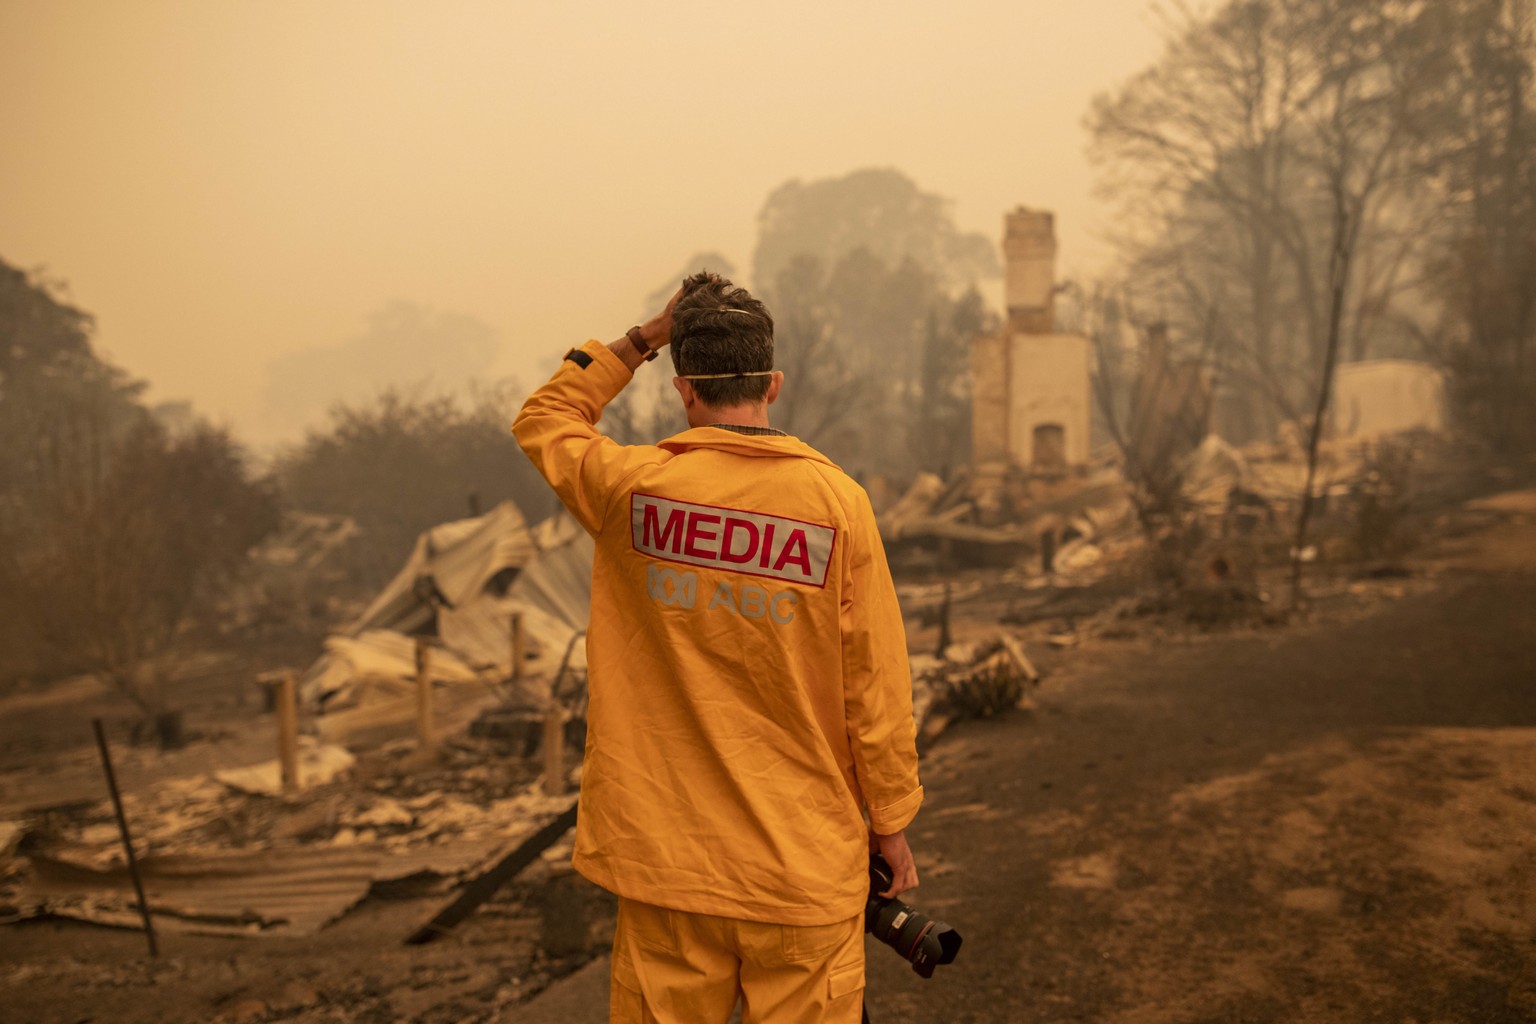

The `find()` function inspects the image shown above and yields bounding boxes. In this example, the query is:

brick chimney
[1003,207,1056,334]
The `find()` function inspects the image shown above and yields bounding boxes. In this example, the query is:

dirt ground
[2,494,1534,1023]
[865,495,1536,1023]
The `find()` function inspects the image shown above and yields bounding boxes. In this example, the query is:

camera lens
[866,855,963,978]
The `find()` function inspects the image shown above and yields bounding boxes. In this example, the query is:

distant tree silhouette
[752,168,996,291]
[274,385,557,587]
[22,420,279,715]
[750,169,999,480]
[1088,0,1479,603]
[0,257,279,705]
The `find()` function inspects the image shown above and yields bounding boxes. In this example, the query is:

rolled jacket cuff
[867,785,923,835]
[579,337,634,388]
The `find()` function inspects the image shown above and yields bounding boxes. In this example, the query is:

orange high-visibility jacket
[513,339,922,925]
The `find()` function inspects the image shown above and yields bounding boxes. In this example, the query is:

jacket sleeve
[512,339,658,534]
[840,487,924,835]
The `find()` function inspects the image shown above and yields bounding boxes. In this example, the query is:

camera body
[865,854,963,978]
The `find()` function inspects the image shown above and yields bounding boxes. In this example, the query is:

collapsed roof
[302,501,594,737]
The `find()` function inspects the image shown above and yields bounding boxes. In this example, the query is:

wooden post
[510,611,525,682]
[415,638,436,753]
[542,705,565,796]
[935,582,953,656]
[91,719,159,957]
[276,671,299,795]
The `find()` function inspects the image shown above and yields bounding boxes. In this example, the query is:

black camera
[865,854,962,978]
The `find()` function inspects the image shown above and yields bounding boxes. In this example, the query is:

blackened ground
[3,506,1534,1023]
[866,514,1536,1023]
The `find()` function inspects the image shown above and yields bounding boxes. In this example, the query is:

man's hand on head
[606,278,705,372]
[637,282,689,351]
[606,272,726,372]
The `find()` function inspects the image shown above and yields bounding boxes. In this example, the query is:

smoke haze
[0,0,1162,444]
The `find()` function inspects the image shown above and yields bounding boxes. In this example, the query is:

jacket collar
[657,426,839,467]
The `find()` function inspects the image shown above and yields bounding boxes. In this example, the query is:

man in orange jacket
[513,272,922,1023]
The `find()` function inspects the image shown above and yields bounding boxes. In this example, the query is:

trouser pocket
[828,956,865,1002]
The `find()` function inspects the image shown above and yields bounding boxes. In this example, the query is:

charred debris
[0,207,1514,958]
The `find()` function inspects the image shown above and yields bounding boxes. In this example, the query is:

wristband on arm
[626,326,659,362]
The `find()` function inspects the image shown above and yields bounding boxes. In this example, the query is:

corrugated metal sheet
[351,501,534,635]
[15,795,582,938]
[25,846,384,936]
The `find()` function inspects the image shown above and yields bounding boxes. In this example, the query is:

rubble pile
[877,425,1491,611]
[909,632,1040,748]
[876,464,1137,573]
[2,414,1499,968]
[0,505,602,946]
[0,733,578,937]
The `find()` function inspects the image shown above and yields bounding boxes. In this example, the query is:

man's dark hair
[669,271,775,407]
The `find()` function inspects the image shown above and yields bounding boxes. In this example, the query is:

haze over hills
[0,0,1163,447]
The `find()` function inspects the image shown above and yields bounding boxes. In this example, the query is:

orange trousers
[609,898,866,1024]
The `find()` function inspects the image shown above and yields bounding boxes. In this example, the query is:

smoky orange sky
[0,0,1163,448]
